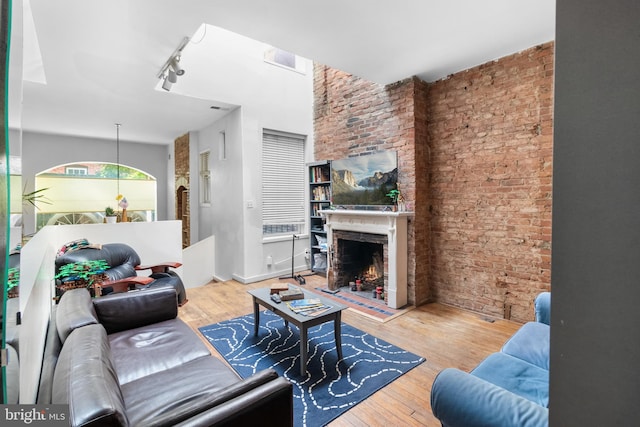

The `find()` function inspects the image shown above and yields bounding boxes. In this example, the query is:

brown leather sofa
[38,287,293,426]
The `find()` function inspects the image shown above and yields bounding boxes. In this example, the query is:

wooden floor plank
[179,277,522,427]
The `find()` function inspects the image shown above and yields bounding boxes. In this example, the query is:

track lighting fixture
[170,57,185,76]
[161,76,173,91]
[157,36,189,92]
[167,69,178,84]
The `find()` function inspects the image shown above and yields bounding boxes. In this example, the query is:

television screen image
[331,151,398,207]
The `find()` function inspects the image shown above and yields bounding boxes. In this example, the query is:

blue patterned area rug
[199,310,425,427]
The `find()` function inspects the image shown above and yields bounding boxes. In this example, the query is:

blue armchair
[431,292,551,427]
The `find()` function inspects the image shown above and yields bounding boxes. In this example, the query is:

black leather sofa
[38,287,293,426]
[54,242,188,305]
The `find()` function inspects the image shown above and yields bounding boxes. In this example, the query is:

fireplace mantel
[321,210,413,308]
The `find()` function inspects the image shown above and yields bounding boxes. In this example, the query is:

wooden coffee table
[248,287,347,376]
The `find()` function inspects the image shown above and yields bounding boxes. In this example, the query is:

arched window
[34,162,157,229]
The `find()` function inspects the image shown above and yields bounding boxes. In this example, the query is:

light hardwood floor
[179,276,522,427]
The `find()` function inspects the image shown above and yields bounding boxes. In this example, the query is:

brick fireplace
[332,230,387,292]
[314,42,554,321]
[323,210,411,309]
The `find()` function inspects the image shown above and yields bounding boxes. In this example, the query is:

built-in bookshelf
[308,160,332,276]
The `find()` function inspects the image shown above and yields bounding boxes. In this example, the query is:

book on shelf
[310,165,330,183]
[312,185,331,201]
[312,203,330,217]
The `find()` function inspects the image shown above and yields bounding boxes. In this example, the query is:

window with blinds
[262,130,306,236]
[199,150,211,205]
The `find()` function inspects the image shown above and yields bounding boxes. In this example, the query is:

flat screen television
[331,151,398,208]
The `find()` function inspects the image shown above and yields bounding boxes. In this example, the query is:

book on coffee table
[280,287,304,301]
[286,298,332,316]
[270,283,289,294]
[305,306,331,317]
[287,298,322,310]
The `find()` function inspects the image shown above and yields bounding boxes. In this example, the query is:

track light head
[167,69,178,83]
[161,76,172,91]
[156,37,189,90]
[170,57,185,76]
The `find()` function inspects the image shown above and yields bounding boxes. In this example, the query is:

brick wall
[313,42,554,322]
[174,133,190,247]
[175,133,190,178]
[314,65,429,306]
[427,43,554,321]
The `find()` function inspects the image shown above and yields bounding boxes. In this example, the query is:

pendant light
[115,123,121,197]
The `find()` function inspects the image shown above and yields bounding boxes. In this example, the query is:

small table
[248,287,347,376]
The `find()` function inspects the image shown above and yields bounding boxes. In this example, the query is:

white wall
[195,109,244,281]
[19,247,54,404]
[21,131,172,236]
[189,26,315,283]
[8,0,23,135]
[9,227,21,250]
[182,235,215,288]
[187,131,199,247]
[166,139,177,224]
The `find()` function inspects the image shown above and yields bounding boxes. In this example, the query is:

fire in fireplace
[323,210,409,309]
[331,230,388,301]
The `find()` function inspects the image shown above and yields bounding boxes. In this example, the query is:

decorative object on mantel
[397,192,406,212]
[386,188,402,211]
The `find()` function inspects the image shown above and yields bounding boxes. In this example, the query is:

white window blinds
[262,130,306,235]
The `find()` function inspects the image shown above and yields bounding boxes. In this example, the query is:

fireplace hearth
[333,231,387,299]
[322,210,411,309]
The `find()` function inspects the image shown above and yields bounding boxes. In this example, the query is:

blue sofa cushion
[502,322,550,370]
[431,368,549,427]
[471,353,549,407]
[534,292,551,325]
